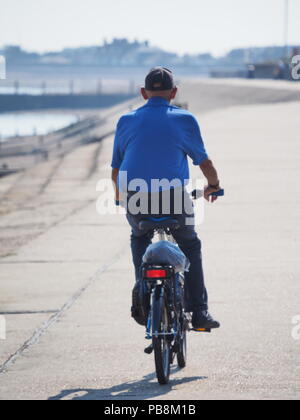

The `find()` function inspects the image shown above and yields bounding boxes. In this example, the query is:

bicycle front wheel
[152,286,171,385]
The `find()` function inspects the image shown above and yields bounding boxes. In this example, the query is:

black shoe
[192,310,220,330]
[131,282,145,326]
[144,344,154,355]
[131,281,150,327]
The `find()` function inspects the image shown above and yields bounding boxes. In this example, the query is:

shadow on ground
[49,369,207,400]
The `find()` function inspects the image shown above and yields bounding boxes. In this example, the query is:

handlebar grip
[210,189,225,197]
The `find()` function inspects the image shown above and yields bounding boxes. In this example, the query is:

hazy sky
[1,0,299,56]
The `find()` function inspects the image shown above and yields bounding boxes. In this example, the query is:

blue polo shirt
[111,97,208,192]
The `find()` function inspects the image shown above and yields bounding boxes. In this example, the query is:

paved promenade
[0,80,299,400]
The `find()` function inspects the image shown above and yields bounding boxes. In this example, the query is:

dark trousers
[125,189,208,311]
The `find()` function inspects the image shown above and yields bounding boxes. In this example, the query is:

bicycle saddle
[139,217,181,231]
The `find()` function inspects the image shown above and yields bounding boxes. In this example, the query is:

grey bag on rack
[143,241,190,273]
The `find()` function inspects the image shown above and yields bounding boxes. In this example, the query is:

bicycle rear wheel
[152,286,171,385]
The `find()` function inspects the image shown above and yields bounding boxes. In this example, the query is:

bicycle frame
[157,227,176,243]
[145,279,178,341]
[142,226,185,344]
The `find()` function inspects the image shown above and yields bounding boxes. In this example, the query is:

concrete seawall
[0,93,136,113]
[0,96,142,175]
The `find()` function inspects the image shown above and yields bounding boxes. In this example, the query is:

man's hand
[199,159,222,203]
[204,185,221,203]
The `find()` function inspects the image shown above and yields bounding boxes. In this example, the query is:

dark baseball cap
[145,67,175,91]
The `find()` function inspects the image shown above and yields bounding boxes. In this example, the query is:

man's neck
[148,96,170,103]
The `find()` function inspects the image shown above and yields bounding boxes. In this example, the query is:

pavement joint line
[85,140,104,180]
[0,172,26,204]
[62,224,127,227]
[0,243,127,375]
[0,260,107,264]
[0,310,58,315]
[38,155,66,196]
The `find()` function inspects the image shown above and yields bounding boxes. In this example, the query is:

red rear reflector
[146,269,167,278]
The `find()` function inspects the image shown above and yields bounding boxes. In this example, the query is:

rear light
[145,269,168,279]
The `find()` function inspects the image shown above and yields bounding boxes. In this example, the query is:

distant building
[1,41,299,71]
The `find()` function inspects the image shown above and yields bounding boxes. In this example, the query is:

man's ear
[170,87,178,100]
[141,88,149,100]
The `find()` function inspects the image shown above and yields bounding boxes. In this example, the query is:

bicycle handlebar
[210,189,224,197]
[191,188,225,199]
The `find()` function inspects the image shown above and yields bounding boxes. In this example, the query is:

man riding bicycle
[111,67,222,330]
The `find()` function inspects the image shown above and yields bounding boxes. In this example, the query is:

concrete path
[0,81,299,400]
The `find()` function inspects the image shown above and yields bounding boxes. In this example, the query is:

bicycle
[138,189,224,385]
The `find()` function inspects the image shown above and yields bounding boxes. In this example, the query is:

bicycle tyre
[152,286,171,385]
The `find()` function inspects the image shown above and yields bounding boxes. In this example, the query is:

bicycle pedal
[192,328,211,333]
[144,344,154,355]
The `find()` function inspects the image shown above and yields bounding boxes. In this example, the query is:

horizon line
[1,40,299,60]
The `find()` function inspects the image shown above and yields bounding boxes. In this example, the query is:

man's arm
[111,168,120,203]
[111,116,125,204]
[199,158,222,202]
